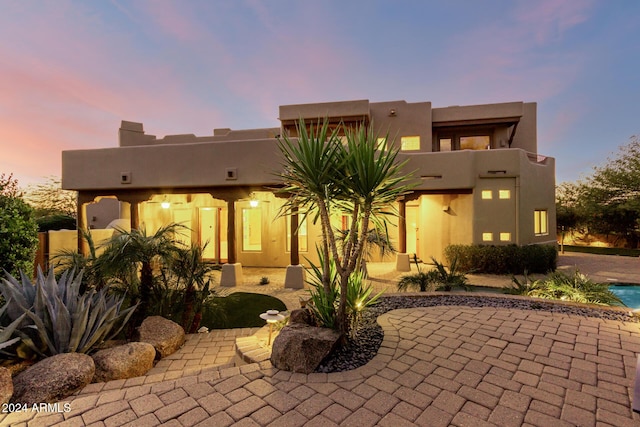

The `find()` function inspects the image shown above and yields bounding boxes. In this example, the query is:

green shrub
[306,255,339,329]
[428,256,468,291]
[0,195,39,278]
[444,244,557,274]
[36,214,76,232]
[397,255,434,292]
[0,267,136,358]
[306,251,383,332]
[526,270,624,306]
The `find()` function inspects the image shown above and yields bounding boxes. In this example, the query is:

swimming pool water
[608,284,640,309]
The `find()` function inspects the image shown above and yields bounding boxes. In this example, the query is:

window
[534,210,548,236]
[376,137,387,151]
[242,208,262,251]
[401,136,420,151]
[482,232,493,242]
[499,190,511,199]
[460,135,491,150]
[286,214,308,252]
[439,138,452,152]
[481,190,493,200]
[500,232,511,242]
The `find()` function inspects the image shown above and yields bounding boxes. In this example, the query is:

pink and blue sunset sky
[1,0,638,187]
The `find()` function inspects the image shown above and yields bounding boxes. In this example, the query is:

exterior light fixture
[260,309,285,345]
[161,197,170,209]
[249,193,259,207]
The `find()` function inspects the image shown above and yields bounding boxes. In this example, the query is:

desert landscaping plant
[428,256,468,291]
[93,223,186,327]
[0,268,136,358]
[526,270,624,306]
[157,243,217,333]
[397,255,434,292]
[278,118,413,336]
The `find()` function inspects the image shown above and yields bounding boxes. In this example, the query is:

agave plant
[0,267,136,357]
[0,306,25,354]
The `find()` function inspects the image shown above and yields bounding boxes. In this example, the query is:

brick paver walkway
[4,303,640,426]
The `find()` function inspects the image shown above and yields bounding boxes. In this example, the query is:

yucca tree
[94,223,186,326]
[278,119,414,336]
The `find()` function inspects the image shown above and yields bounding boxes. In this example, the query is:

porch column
[398,198,407,253]
[220,195,243,287]
[227,198,237,264]
[130,201,140,230]
[290,205,299,265]
[76,193,91,255]
[395,197,410,271]
[285,205,305,289]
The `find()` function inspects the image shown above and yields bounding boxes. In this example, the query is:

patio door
[199,207,228,263]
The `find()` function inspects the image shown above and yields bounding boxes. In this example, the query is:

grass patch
[200,292,287,329]
[561,245,640,257]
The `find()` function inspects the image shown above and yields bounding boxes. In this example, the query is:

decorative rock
[0,367,13,405]
[11,353,94,405]
[270,323,341,373]
[289,308,315,326]
[91,342,156,383]
[136,316,185,359]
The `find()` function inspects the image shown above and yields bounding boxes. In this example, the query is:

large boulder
[11,353,94,405]
[0,367,12,405]
[270,323,341,373]
[136,316,185,359]
[92,342,156,383]
[288,308,315,326]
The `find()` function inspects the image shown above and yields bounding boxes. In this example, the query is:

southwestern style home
[61,99,556,285]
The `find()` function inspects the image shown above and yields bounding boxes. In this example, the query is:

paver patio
[3,302,640,426]
[2,253,639,426]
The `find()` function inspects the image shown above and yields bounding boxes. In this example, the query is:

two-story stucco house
[61,99,556,285]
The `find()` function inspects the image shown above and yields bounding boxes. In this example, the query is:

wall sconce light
[249,193,259,208]
[260,310,285,345]
[161,196,171,209]
[389,109,397,117]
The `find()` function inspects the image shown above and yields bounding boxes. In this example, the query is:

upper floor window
[401,136,420,151]
[460,136,491,150]
[499,190,511,199]
[434,127,494,152]
[534,210,548,236]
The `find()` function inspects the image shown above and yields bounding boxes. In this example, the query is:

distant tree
[555,182,582,230]
[561,136,640,248]
[0,173,20,197]
[0,173,39,277]
[24,176,77,218]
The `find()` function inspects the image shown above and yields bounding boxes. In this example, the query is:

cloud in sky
[0,0,638,186]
